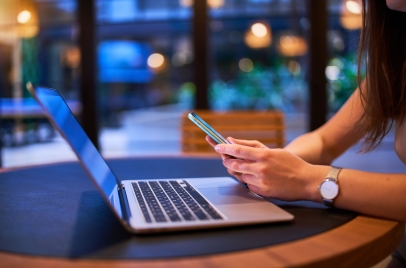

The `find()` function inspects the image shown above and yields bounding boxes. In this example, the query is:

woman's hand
[206,136,267,183]
[212,138,323,202]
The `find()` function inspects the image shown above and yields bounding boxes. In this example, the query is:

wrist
[304,165,331,203]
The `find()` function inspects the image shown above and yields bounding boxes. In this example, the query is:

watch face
[319,180,339,199]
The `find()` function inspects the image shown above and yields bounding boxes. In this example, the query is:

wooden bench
[181,110,285,153]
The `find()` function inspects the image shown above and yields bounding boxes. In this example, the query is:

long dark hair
[358,0,406,151]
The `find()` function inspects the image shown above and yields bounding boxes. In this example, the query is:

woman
[207,0,406,265]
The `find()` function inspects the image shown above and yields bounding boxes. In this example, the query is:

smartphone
[188,112,252,189]
[187,112,231,144]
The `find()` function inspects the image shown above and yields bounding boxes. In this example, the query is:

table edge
[0,216,403,268]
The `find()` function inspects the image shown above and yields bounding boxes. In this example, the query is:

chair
[181,110,285,153]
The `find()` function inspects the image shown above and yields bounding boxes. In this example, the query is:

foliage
[177,54,361,113]
[177,82,196,109]
[209,63,307,112]
[22,37,40,98]
[327,53,361,113]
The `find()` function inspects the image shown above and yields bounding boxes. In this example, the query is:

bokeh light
[345,0,361,14]
[172,51,193,67]
[208,0,224,9]
[147,53,165,69]
[277,35,307,57]
[179,0,224,9]
[239,58,254,72]
[288,60,301,75]
[244,22,271,49]
[340,0,362,30]
[325,66,340,81]
[17,10,31,24]
[251,23,267,38]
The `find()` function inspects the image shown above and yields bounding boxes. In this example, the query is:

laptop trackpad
[198,186,292,221]
[198,186,266,205]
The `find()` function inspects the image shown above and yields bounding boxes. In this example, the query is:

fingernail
[214,145,220,151]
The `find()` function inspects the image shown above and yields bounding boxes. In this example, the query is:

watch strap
[323,198,334,207]
[326,166,341,182]
[322,166,342,207]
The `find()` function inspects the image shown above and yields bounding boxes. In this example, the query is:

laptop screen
[31,86,118,198]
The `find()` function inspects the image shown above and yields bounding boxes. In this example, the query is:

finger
[215,144,263,161]
[226,168,243,181]
[246,184,269,197]
[241,173,256,184]
[205,136,218,147]
[231,172,244,182]
[223,154,235,160]
[205,136,230,160]
[227,137,266,148]
[206,136,240,160]
[223,158,257,175]
[241,174,263,193]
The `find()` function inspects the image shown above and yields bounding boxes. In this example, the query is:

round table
[0,156,403,267]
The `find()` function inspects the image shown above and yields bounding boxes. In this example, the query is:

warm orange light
[17,10,31,24]
[16,0,39,38]
[179,0,224,9]
[244,22,272,49]
[277,35,308,57]
[63,47,81,68]
[340,0,362,30]
[0,0,39,39]
[251,23,267,38]
[345,0,361,14]
[208,0,224,9]
[148,53,165,69]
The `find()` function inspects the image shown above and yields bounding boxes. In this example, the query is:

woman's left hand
[214,140,321,201]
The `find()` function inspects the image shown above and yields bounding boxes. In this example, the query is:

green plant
[326,53,361,113]
[209,62,307,112]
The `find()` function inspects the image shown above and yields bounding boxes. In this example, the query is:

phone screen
[187,112,231,144]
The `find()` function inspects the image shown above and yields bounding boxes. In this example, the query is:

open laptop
[27,83,293,234]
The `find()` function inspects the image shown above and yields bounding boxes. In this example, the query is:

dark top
[0,157,357,259]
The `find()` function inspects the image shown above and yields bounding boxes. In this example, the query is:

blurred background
[0,0,365,168]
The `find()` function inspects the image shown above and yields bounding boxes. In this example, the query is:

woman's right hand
[205,136,268,183]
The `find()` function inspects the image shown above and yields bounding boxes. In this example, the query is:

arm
[211,86,406,222]
[284,88,368,164]
[214,143,406,222]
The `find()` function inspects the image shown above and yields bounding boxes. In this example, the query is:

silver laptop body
[28,84,294,234]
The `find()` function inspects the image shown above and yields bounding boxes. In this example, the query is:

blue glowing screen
[31,86,118,197]
[98,40,153,83]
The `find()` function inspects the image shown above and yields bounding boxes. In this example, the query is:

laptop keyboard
[131,180,224,223]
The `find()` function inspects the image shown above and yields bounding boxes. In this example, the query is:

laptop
[27,83,294,234]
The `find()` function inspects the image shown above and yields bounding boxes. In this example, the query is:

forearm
[284,132,337,165]
[215,140,406,222]
[305,165,406,222]
[285,89,367,165]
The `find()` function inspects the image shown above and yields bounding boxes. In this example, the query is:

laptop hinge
[117,184,131,222]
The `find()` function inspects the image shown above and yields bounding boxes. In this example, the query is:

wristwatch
[318,167,342,207]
